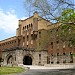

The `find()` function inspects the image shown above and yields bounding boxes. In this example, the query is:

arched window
[23,27,24,30]
[63,53,66,63]
[51,42,53,49]
[29,24,30,27]
[27,25,28,29]
[51,54,54,64]
[25,26,26,29]
[57,53,60,64]
[31,23,32,27]
[70,52,73,63]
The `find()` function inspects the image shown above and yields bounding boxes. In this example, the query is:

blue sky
[0,0,75,41]
[0,0,28,40]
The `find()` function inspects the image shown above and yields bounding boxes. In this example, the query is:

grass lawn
[73,54,75,57]
[0,66,25,75]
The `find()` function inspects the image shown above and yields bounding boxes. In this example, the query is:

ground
[0,66,25,75]
[9,69,75,75]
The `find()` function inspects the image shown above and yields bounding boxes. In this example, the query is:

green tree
[24,0,75,52]
[59,9,75,46]
[24,0,74,22]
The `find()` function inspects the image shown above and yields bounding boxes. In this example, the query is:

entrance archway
[7,55,13,64]
[23,56,32,65]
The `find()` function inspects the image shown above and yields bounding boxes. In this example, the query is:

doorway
[7,55,13,64]
[23,56,32,65]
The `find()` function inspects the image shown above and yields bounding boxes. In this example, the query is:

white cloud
[0,8,18,33]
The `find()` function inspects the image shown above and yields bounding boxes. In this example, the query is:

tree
[59,9,75,47]
[24,0,75,54]
[24,0,75,23]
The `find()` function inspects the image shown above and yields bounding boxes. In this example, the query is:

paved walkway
[9,69,75,75]
[7,64,75,75]
[18,64,75,70]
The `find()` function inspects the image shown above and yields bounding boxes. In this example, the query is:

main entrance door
[23,56,32,65]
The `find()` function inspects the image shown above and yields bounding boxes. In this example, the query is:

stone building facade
[0,12,75,66]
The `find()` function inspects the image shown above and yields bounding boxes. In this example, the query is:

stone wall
[2,49,48,66]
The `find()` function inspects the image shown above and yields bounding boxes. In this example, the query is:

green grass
[0,66,25,75]
[73,54,75,57]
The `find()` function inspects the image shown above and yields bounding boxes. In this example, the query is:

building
[0,12,75,66]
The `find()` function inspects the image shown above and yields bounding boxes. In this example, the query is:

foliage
[60,9,75,23]
[0,66,25,75]
[24,0,75,49]
[24,0,74,22]
[59,9,75,46]
[73,54,75,57]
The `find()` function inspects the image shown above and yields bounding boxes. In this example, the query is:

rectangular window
[51,42,53,49]
[39,54,41,64]
[63,53,66,63]
[51,54,54,64]
[57,53,60,64]
[27,35,29,41]
[27,45,28,48]
[56,41,59,49]
[47,56,50,64]
[39,32,41,38]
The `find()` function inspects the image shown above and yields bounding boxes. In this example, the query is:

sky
[0,0,29,41]
[0,0,75,41]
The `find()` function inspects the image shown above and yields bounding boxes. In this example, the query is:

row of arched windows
[47,52,73,64]
[23,23,33,30]
[50,40,73,50]
[0,40,16,47]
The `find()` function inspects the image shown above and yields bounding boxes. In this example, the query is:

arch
[7,55,13,65]
[23,55,32,65]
